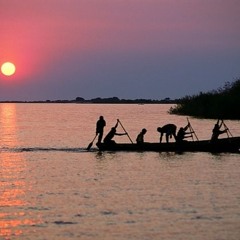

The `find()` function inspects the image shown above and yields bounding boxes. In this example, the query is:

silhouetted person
[96,116,106,144]
[136,128,147,144]
[211,120,227,142]
[157,124,177,143]
[103,121,127,145]
[176,123,193,143]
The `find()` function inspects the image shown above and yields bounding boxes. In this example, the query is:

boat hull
[97,137,240,153]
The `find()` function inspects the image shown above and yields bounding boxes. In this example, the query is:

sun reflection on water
[0,104,42,239]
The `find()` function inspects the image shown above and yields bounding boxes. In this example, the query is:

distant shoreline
[0,97,179,104]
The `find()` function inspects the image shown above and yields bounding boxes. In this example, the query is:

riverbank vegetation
[169,78,240,120]
[0,97,177,104]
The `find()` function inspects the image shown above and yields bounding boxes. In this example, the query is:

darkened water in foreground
[0,103,239,240]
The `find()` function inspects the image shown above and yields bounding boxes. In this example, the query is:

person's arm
[184,135,192,139]
[219,129,227,135]
[115,132,127,136]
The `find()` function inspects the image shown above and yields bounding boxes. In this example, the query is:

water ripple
[0,146,98,153]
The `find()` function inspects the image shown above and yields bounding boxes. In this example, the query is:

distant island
[169,78,240,120]
[0,97,178,104]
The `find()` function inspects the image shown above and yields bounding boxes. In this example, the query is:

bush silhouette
[170,78,240,119]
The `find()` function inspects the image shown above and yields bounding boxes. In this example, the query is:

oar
[221,120,233,138]
[187,118,194,141]
[86,134,97,150]
[187,118,199,141]
[117,119,134,144]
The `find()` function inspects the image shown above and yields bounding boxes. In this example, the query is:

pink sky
[0,0,240,100]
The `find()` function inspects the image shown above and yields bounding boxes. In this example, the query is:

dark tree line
[169,78,240,120]
[75,97,175,104]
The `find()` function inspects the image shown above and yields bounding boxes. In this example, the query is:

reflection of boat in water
[97,137,240,153]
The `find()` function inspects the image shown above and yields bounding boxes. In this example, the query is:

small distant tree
[75,97,85,102]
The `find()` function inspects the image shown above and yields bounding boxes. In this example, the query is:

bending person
[157,124,177,143]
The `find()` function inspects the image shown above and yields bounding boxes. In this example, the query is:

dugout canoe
[97,137,240,153]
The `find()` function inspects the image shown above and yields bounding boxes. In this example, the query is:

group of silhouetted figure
[136,123,195,145]
[96,116,127,145]
[95,116,229,146]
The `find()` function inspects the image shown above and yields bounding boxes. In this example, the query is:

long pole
[188,118,194,141]
[187,118,199,141]
[117,119,134,144]
[221,120,233,137]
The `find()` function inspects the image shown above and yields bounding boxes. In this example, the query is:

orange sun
[1,62,16,76]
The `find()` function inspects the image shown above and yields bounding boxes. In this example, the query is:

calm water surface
[0,103,239,240]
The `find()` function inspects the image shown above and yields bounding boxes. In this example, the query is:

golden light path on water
[0,104,43,238]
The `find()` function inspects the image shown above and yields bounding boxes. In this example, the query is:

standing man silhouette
[96,116,106,144]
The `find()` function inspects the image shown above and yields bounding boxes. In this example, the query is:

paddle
[86,134,97,151]
[221,119,233,138]
[117,119,134,144]
[187,118,199,141]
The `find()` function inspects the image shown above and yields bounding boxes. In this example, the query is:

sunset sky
[0,0,239,101]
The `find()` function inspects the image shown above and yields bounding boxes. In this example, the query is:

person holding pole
[176,123,194,143]
[103,121,127,145]
[210,119,228,142]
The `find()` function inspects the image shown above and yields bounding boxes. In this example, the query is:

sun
[1,62,16,76]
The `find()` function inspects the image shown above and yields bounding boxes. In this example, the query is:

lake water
[0,103,239,240]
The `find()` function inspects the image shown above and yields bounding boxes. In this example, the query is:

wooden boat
[97,137,240,153]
